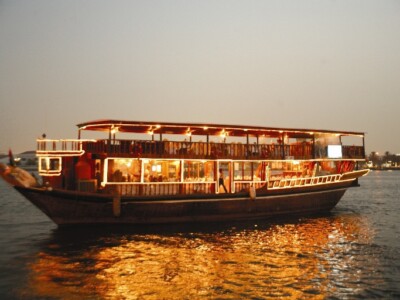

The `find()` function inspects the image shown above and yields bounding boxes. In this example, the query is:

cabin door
[217,161,232,193]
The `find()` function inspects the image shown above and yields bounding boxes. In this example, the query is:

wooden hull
[14,182,352,226]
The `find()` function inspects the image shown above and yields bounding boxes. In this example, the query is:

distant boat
[0,120,369,226]
[0,150,37,172]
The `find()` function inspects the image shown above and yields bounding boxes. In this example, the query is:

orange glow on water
[23,214,380,299]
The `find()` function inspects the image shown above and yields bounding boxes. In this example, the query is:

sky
[1,0,399,155]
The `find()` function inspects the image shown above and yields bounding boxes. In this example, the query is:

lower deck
[40,152,363,198]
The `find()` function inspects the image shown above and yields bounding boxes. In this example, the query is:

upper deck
[37,120,366,160]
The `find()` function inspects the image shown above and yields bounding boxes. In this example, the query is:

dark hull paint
[14,181,352,226]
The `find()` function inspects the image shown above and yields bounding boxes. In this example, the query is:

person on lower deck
[219,168,228,193]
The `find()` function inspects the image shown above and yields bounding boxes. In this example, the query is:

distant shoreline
[369,167,400,171]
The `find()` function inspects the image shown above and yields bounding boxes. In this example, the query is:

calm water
[0,171,399,299]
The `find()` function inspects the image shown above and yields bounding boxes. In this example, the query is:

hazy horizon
[1,1,399,154]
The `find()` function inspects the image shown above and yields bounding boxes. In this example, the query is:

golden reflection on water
[23,214,380,299]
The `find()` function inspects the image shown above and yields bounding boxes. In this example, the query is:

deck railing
[36,139,364,160]
[234,181,265,192]
[267,174,341,189]
[105,182,216,196]
[36,139,94,155]
[104,173,343,196]
[342,145,365,158]
[105,181,269,197]
[81,139,364,160]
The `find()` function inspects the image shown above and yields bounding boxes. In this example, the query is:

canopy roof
[77,119,365,139]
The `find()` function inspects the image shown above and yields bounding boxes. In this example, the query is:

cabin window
[143,160,180,182]
[107,159,141,182]
[234,162,252,181]
[234,161,263,181]
[39,157,61,172]
[183,161,214,182]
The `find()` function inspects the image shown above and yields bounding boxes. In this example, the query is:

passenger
[219,169,228,193]
[144,165,151,182]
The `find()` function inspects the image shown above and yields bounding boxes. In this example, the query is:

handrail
[104,173,343,196]
[268,174,342,189]
[105,180,268,196]
[37,139,96,154]
[105,182,216,196]
[80,139,364,160]
[37,138,365,160]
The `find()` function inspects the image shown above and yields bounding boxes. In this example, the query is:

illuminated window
[143,160,180,182]
[107,159,141,182]
[234,161,263,181]
[183,161,214,182]
[39,157,61,175]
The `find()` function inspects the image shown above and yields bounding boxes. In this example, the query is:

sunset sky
[1,0,399,155]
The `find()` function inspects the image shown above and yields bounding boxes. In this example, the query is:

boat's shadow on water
[42,210,351,248]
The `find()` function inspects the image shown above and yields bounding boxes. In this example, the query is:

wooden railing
[342,145,365,158]
[81,139,365,160]
[36,138,364,160]
[234,181,265,192]
[104,173,344,196]
[37,139,82,152]
[105,182,216,196]
[267,174,341,189]
[105,181,270,197]
[36,139,94,156]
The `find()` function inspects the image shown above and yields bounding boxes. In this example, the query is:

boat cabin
[36,120,366,196]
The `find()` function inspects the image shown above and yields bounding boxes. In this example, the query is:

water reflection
[23,213,384,299]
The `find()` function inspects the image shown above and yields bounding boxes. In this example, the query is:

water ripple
[0,172,400,299]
